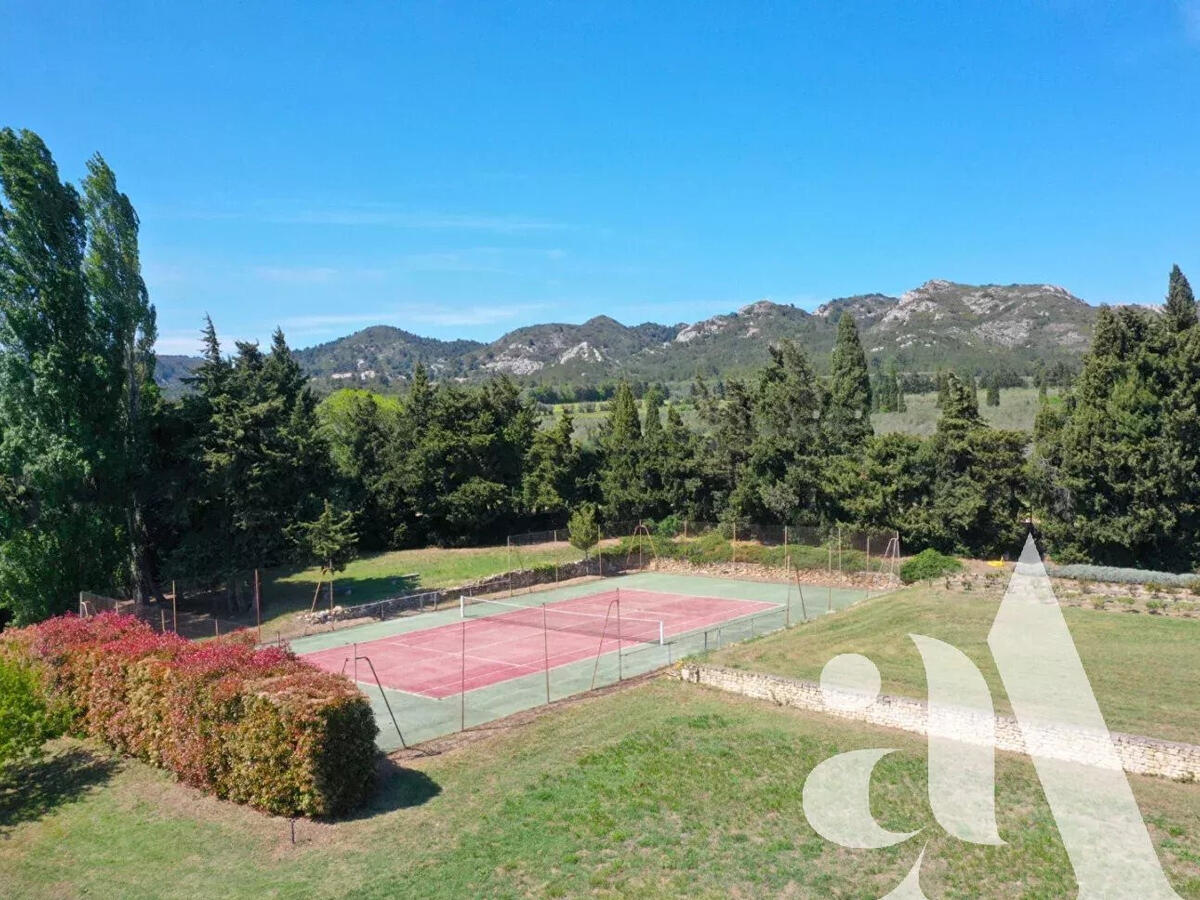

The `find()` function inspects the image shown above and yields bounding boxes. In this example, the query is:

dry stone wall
[678,664,1200,782]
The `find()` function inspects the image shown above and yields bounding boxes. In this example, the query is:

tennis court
[290,571,871,748]
[301,588,777,698]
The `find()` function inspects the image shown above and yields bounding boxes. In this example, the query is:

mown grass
[709,583,1200,743]
[2,679,1197,898]
[253,542,587,633]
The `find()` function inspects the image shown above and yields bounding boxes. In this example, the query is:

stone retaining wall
[304,556,627,624]
[646,557,895,590]
[678,663,1200,782]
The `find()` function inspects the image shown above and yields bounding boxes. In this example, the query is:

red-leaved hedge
[0,613,377,817]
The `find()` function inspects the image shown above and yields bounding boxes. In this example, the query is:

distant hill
[155,355,203,397]
[157,279,1108,394]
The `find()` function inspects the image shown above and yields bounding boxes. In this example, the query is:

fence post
[784,525,790,576]
[171,581,177,633]
[732,520,737,565]
[543,604,552,704]
[460,621,466,731]
[254,568,262,642]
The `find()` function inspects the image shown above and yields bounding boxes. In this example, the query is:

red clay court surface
[300,588,776,698]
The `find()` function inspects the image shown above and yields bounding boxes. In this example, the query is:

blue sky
[3,1,1199,354]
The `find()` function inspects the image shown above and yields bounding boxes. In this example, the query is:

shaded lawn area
[708,584,1200,744]
[1,680,1198,898]
[248,542,588,634]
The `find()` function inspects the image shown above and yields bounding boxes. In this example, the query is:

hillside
[160,279,1106,393]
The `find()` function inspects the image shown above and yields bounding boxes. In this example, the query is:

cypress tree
[826,314,872,448]
[1165,264,1197,333]
[986,376,1001,407]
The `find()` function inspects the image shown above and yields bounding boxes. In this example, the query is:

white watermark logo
[801,536,1180,898]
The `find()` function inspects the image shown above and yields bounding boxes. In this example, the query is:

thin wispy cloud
[1182,0,1200,42]
[407,304,546,327]
[154,331,208,355]
[252,265,340,284]
[169,204,571,234]
[279,303,545,333]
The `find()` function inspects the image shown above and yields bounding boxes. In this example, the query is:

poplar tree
[83,154,160,602]
[0,129,121,621]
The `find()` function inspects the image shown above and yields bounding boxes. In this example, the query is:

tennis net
[460,592,665,646]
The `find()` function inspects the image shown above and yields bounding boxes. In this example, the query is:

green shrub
[900,549,964,584]
[0,651,62,774]
[1146,599,1167,614]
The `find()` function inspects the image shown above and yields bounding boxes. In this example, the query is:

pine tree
[1165,264,1197,333]
[937,373,982,436]
[522,407,579,517]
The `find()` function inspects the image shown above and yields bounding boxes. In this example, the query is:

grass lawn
[2,678,1198,898]
[709,583,1200,744]
[249,542,587,634]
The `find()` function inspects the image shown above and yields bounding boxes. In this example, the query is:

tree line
[3,129,1198,623]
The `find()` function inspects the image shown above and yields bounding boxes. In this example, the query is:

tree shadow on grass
[0,744,117,833]
[338,755,441,822]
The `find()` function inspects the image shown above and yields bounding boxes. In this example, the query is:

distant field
[541,388,1057,442]
[709,583,1200,743]
[872,387,1060,436]
[2,679,1197,897]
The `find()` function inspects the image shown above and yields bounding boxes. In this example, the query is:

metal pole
[542,604,551,704]
[460,621,466,731]
[161,609,166,632]
[353,643,358,684]
[616,589,623,681]
[827,585,833,614]
[254,568,262,642]
[172,581,177,632]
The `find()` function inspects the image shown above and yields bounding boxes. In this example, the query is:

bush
[652,514,683,539]
[0,613,377,817]
[900,549,964,584]
[0,651,62,774]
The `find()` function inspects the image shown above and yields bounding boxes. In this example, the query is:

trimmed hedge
[0,613,377,817]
